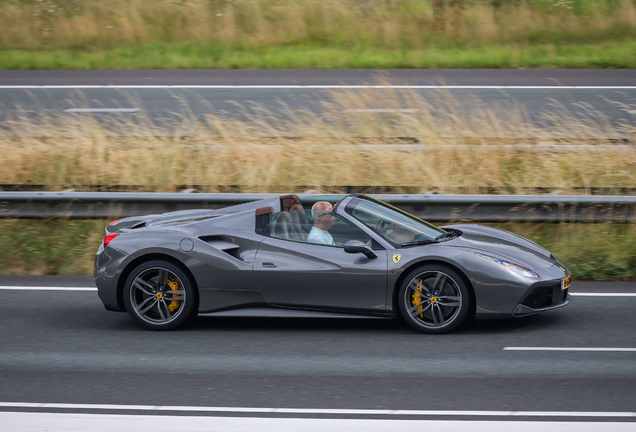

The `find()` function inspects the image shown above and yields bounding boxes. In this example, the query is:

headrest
[280,194,301,211]
[256,206,274,216]
[289,203,304,212]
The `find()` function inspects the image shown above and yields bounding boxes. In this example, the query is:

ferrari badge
[392,254,401,264]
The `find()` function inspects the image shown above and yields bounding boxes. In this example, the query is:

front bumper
[513,281,571,316]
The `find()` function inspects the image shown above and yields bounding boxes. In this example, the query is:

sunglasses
[319,211,335,217]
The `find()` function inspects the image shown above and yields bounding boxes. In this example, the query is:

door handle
[262,262,277,268]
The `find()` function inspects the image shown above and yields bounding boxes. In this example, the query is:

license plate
[561,275,571,290]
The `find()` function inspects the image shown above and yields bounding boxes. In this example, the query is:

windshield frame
[344,195,446,248]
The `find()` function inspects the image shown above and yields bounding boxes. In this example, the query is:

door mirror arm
[344,240,377,259]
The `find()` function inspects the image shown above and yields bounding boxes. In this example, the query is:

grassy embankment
[1,87,635,278]
[1,0,636,69]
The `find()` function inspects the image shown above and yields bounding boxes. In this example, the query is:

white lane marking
[504,347,636,352]
[1,286,634,296]
[64,108,139,113]
[0,402,634,417]
[357,145,636,151]
[0,286,96,291]
[2,413,636,432]
[1,85,636,90]
[345,109,419,113]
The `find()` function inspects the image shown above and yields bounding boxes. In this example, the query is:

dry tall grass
[1,86,635,193]
[1,0,635,50]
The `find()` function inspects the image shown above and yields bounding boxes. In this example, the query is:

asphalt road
[1,70,635,132]
[2,69,636,86]
[1,275,635,424]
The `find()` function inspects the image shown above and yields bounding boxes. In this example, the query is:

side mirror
[344,240,377,259]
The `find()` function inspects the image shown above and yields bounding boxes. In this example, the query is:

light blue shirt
[307,227,335,245]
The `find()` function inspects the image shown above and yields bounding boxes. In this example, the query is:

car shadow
[192,315,404,333]
[83,305,566,335]
[188,311,563,335]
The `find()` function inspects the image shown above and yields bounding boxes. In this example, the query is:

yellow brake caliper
[166,279,181,313]
[411,278,424,318]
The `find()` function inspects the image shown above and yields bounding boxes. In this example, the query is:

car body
[94,194,571,332]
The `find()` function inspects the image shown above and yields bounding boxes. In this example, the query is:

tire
[398,264,472,334]
[123,260,198,330]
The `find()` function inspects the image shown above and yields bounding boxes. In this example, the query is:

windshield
[345,196,445,247]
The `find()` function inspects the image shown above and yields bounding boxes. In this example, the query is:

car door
[253,237,388,312]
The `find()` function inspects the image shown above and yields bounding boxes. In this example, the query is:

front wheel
[398,264,472,334]
[123,260,197,330]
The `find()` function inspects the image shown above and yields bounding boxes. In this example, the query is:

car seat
[272,211,305,241]
[289,203,312,241]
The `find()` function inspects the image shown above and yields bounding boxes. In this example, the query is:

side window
[328,215,372,246]
[270,210,371,247]
[270,209,312,243]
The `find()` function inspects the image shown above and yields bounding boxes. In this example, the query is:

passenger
[307,201,336,245]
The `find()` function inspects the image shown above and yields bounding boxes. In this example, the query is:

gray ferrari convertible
[94,194,571,333]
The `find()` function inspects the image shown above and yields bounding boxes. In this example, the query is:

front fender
[386,245,468,313]
[453,251,538,316]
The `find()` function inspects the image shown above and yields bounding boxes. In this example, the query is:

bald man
[307,201,336,245]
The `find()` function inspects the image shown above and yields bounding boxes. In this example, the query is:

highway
[1,70,636,131]
[1,275,635,430]
[2,69,636,430]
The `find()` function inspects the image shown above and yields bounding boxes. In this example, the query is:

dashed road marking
[345,109,419,113]
[504,347,636,352]
[64,108,139,113]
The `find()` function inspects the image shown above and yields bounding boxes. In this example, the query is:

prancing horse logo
[392,254,401,264]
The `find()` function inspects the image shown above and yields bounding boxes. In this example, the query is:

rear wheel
[398,264,471,334]
[123,260,197,330]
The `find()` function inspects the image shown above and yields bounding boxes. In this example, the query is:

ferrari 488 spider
[95,194,571,333]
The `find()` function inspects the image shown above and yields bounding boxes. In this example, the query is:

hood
[439,224,557,270]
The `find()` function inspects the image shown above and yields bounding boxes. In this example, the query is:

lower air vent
[521,285,556,309]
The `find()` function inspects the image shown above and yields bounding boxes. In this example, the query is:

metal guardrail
[1,192,636,222]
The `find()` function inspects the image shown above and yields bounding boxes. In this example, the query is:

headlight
[474,252,538,278]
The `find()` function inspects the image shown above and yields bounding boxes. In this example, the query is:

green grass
[2,42,636,69]
[0,219,105,276]
[3,0,635,69]
[0,219,634,280]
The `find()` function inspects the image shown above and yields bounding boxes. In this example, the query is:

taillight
[108,219,121,226]
[103,234,119,248]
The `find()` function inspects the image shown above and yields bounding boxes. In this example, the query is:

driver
[307,201,336,245]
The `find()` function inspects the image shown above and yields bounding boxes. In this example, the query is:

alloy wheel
[403,270,463,330]
[129,267,187,326]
